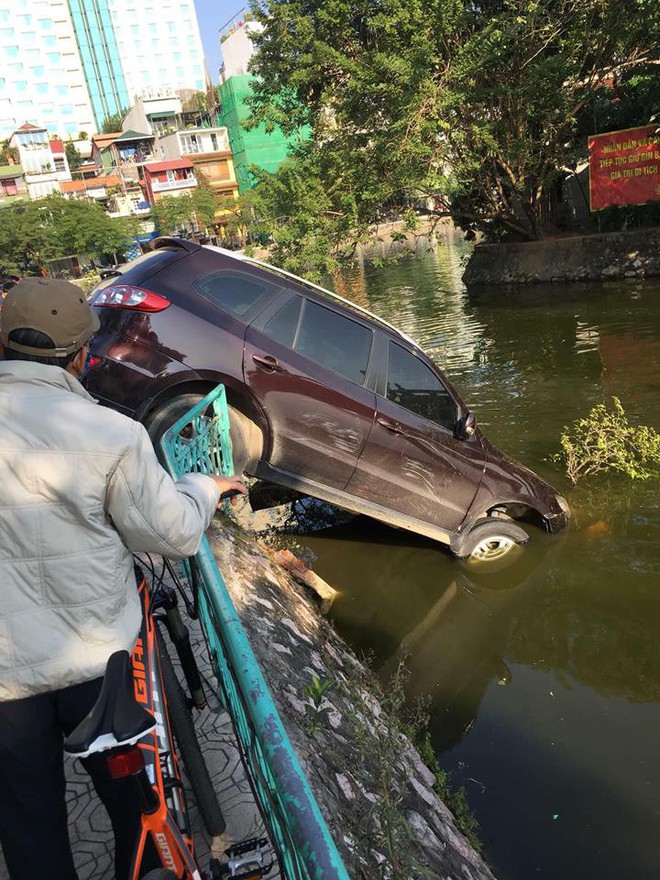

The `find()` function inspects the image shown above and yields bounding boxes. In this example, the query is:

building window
[180,134,199,153]
[5,45,19,57]
[210,133,218,151]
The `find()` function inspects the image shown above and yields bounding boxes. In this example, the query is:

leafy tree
[41,195,138,257]
[240,156,365,279]
[181,90,208,113]
[191,171,219,228]
[0,195,137,273]
[65,141,83,173]
[152,195,194,236]
[152,173,225,235]
[101,108,129,134]
[0,139,19,167]
[0,200,59,274]
[248,0,660,250]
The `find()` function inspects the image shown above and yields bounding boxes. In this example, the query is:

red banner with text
[588,125,660,211]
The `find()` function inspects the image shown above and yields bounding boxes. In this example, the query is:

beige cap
[0,277,100,357]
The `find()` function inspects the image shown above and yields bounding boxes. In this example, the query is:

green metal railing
[160,384,349,880]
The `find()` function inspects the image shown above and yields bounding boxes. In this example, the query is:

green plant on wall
[303,675,334,735]
[555,397,660,485]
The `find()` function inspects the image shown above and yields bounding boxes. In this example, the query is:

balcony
[151,176,197,192]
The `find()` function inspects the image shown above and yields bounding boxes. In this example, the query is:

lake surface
[296,233,660,879]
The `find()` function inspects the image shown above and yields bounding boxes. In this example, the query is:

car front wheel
[458,519,530,563]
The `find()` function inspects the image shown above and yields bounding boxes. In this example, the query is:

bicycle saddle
[64,651,156,758]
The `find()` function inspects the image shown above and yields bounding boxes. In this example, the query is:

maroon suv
[85,237,569,561]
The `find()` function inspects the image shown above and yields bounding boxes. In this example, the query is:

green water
[297,236,660,879]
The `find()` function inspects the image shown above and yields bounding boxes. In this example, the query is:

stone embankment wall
[463,226,660,286]
[207,516,495,880]
[354,218,458,261]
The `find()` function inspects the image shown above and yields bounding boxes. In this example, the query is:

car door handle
[377,417,403,434]
[252,354,285,372]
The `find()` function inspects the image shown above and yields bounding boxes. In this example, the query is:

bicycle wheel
[156,629,227,837]
[141,870,177,879]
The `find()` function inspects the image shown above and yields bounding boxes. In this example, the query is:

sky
[193,0,250,82]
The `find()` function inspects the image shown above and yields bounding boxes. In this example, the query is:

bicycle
[64,561,273,880]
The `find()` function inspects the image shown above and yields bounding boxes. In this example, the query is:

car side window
[263,297,372,385]
[195,272,277,317]
[386,342,456,430]
[261,296,302,348]
[295,301,372,386]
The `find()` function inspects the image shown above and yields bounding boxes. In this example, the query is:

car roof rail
[150,236,202,253]
[202,244,419,349]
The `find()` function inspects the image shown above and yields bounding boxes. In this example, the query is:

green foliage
[240,155,364,280]
[101,108,129,134]
[347,658,481,873]
[303,675,334,735]
[152,173,222,236]
[181,90,208,112]
[65,141,83,173]
[247,0,659,262]
[0,195,137,273]
[555,397,660,485]
[0,138,19,166]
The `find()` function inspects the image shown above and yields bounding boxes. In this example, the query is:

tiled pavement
[0,612,271,879]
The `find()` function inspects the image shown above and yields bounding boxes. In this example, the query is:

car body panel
[244,322,377,489]
[345,396,486,535]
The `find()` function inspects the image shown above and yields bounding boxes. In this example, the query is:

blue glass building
[67,0,129,130]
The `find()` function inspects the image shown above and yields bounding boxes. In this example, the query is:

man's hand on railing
[211,475,248,507]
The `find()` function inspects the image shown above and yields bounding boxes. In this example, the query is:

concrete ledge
[463,226,660,286]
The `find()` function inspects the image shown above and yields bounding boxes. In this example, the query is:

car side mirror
[456,410,477,440]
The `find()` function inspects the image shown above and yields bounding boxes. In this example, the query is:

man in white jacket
[0,277,246,880]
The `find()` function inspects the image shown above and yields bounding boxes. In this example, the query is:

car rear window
[195,271,278,317]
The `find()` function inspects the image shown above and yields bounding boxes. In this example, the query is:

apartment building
[0,0,208,139]
[8,121,66,198]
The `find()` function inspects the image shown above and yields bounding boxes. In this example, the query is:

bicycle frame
[113,577,202,880]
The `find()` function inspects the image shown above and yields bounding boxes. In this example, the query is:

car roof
[149,237,420,350]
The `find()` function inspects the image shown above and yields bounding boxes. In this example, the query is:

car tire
[145,392,262,475]
[457,519,529,563]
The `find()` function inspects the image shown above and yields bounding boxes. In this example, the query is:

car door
[345,338,487,534]
[244,293,377,489]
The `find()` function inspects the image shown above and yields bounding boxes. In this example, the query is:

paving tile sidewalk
[0,610,271,879]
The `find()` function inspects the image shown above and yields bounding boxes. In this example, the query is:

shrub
[556,397,660,485]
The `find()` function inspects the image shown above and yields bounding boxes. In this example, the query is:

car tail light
[91,284,170,312]
[107,746,145,779]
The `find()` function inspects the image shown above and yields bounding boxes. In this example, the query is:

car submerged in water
[84,237,569,562]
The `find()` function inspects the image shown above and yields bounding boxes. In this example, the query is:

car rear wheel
[145,392,262,475]
[458,519,530,563]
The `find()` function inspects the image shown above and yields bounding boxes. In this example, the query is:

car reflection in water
[286,510,565,754]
